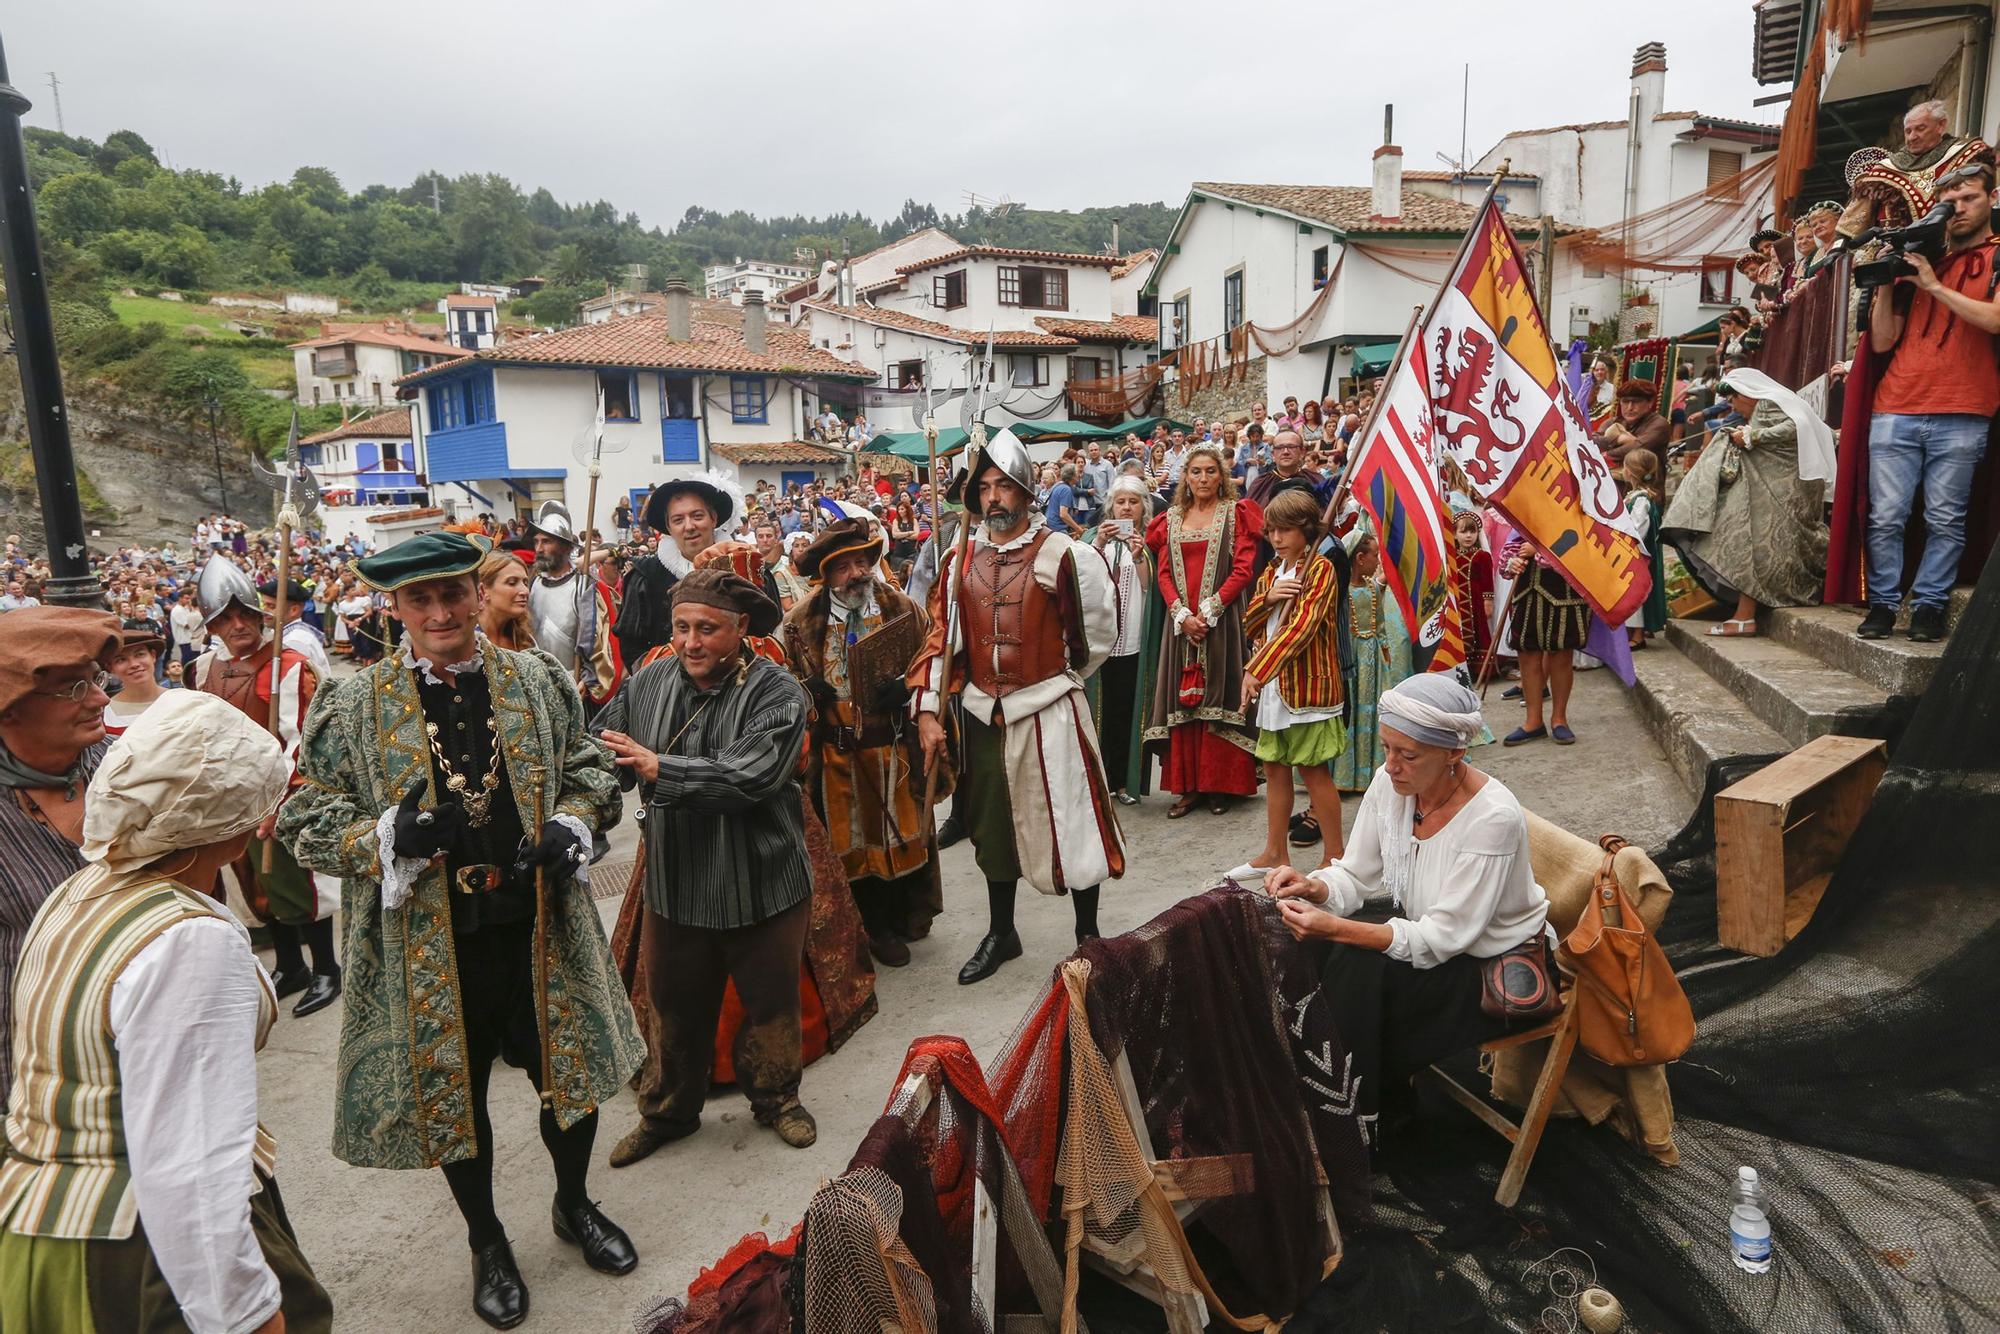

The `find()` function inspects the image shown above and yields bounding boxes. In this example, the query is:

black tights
[986,879,1099,938]
[439,1048,599,1251]
[267,916,339,978]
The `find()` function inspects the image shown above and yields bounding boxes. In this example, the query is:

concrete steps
[1630,639,1790,795]
[1630,585,1961,794]
[1663,621,1898,748]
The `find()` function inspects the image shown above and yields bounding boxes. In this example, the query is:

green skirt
[0,1173,332,1334]
[1254,718,1349,766]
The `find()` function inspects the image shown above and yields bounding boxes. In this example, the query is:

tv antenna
[963,191,1019,217]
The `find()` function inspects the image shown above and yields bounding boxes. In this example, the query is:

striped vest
[0,866,277,1240]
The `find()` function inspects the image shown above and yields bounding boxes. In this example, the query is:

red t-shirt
[1874,238,2000,418]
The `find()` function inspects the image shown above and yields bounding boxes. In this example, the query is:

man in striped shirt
[595,567,820,1160]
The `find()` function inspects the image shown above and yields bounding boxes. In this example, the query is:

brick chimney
[742,289,768,354]
[1631,41,1667,126]
[1371,103,1403,222]
[662,278,691,341]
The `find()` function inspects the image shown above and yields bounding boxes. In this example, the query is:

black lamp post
[204,390,228,516]
[0,34,100,606]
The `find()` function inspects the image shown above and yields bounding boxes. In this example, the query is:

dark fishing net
[1282,547,2000,1334]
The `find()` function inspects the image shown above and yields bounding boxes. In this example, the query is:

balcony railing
[313,357,357,378]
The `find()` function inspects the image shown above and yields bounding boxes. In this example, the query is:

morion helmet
[196,554,262,624]
[946,427,1035,516]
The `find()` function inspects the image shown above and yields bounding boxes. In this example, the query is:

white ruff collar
[401,631,487,685]
[974,515,1048,553]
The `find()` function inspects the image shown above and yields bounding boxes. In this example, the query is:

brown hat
[117,620,167,655]
[1616,378,1658,404]
[0,607,122,714]
[795,518,884,581]
[670,567,781,637]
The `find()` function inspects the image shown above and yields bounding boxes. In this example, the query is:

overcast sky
[13,2,1773,226]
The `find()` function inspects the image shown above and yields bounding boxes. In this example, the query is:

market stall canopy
[864,429,970,461]
[1349,341,1401,378]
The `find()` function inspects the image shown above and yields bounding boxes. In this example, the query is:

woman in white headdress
[0,690,332,1333]
[1263,674,1552,1143]
[1661,367,1833,637]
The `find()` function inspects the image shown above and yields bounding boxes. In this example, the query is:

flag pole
[1324,303,1424,529]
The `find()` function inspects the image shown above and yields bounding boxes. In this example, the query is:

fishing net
[1287,547,2000,1333]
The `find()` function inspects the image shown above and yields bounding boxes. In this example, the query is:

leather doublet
[962,529,1066,699]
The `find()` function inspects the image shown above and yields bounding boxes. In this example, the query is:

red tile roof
[1033,314,1158,343]
[1403,169,1541,182]
[300,408,412,445]
[776,227,963,304]
[894,246,1121,277]
[1191,182,1574,237]
[711,441,854,466]
[290,323,464,358]
[803,300,1078,348]
[1109,249,1158,279]
[394,315,875,385]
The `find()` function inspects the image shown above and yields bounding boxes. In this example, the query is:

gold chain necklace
[424,716,503,827]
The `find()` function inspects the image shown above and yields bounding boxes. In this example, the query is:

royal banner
[1348,337,1454,647]
[1423,201,1653,624]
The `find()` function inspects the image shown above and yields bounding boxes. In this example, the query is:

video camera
[1848,199,1956,289]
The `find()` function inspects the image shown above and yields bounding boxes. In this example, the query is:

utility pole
[430,174,442,214]
[0,37,100,606]
[43,70,58,134]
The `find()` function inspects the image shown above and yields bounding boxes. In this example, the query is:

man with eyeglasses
[192,555,343,1019]
[0,606,122,1104]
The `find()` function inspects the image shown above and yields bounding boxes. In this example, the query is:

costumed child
[1229,487,1347,882]
[1623,448,1669,649]
[1449,509,1494,672]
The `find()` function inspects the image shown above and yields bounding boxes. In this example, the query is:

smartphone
[1105,519,1133,538]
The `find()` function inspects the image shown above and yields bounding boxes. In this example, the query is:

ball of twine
[1578,1286,1625,1334]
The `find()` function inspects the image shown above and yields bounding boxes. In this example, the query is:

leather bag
[1562,835,1696,1066]
[1478,934,1563,1023]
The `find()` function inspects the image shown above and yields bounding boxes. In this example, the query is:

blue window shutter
[662,417,700,463]
[730,375,768,424]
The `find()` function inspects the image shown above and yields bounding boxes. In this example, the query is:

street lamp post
[205,391,228,516]
[0,34,100,606]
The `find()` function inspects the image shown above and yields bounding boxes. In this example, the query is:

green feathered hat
[355,532,493,592]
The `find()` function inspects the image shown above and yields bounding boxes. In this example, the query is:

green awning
[863,429,970,462]
[1349,341,1400,377]
[1006,420,1106,442]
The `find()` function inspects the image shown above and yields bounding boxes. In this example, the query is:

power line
[44,72,61,134]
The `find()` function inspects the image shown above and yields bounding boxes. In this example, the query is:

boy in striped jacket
[1230,488,1349,881]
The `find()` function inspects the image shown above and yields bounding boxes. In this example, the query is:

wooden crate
[1715,735,1887,956]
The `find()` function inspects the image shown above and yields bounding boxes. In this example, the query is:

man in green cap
[276,531,642,1330]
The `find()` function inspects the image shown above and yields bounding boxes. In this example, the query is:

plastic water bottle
[1731,1203,1773,1273]
[1734,1165,1769,1214]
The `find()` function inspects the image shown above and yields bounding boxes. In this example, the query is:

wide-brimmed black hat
[670,567,781,636]
[643,478,733,533]
[257,577,311,605]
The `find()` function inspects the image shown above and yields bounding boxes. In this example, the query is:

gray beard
[535,552,572,577]
[982,506,1019,536]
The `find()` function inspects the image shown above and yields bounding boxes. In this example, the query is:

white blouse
[1307,767,1550,969]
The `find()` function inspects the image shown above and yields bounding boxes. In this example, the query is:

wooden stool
[1417,992,1582,1208]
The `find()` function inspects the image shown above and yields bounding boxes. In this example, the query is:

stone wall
[1170,354,1269,427]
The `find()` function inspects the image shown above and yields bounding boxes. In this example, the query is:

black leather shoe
[471,1239,528,1329]
[957,930,1022,985]
[1907,605,1946,643]
[553,1198,638,1275]
[292,970,341,1018]
[1856,605,1896,639]
[936,815,966,849]
[1075,928,1101,946]
[268,966,311,1001]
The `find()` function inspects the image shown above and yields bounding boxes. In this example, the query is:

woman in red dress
[1144,443,1263,816]
[1450,509,1495,669]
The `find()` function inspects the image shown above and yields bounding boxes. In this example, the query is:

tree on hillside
[290,166,347,214]
[36,173,116,244]
[96,129,157,173]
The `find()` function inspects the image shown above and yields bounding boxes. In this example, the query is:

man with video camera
[1861,159,2000,643]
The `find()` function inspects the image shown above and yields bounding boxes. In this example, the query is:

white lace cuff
[375,808,430,912]
[553,813,593,892]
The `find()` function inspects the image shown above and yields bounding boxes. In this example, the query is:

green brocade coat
[276,645,639,1171]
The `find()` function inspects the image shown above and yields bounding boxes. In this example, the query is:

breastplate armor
[962,529,1066,699]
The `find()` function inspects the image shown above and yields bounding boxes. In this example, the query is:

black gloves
[868,678,912,715]
[514,820,588,881]
[392,778,465,861]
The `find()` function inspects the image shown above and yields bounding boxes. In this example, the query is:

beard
[534,548,570,576]
[982,503,1019,535]
[834,572,873,602]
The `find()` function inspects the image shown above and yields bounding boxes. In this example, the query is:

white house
[776,227,965,315]
[1464,42,1780,342]
[440,293,501,351]
[288,322,463,408]
[296,408,431,546]
[799,244,1158,432]
[1144,156,1584,413]
[396,283,876,527]
[703,257,814,305]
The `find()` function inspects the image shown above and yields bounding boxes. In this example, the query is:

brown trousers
[642,899,810,1128]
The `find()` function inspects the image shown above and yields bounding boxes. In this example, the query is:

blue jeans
[1866,412,1992,610]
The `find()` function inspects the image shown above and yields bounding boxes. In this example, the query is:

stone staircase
[1631,590,1965,794]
